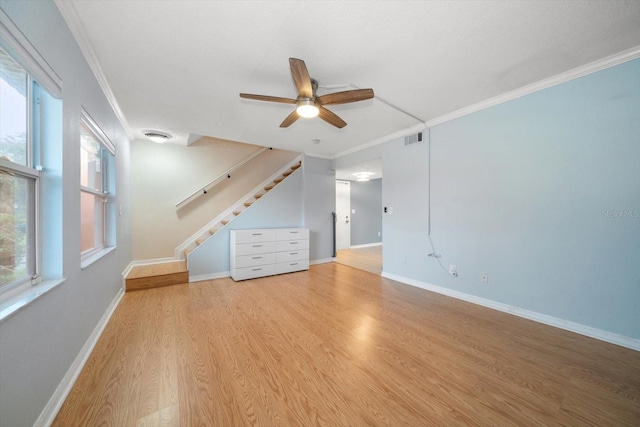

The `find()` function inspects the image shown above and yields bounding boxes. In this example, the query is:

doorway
[335,180,351,250]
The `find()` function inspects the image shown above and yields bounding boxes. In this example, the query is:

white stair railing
[175,147,269,209]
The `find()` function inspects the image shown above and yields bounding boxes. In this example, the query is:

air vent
[404,132,423,146]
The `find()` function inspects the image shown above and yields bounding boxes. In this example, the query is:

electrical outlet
[378,231,381,236]
[449,265,457,276]
[481,273,488,283]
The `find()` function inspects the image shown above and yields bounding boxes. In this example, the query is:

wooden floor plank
[53,263,640,426]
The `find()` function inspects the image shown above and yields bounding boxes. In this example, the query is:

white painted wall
[303,155,336,261]
[131,138,297,259]
[0,1,132,426]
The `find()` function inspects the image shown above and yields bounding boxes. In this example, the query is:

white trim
[34,287,124,427]
[349,242,382,249]
[380,272,640,352]
[121,257,180,278]
[310,257,336,265]
[425,45,640,128]
[334,45,640,161]
[53,0,135,141]
[189,271,230,282]
[0,9,62,98]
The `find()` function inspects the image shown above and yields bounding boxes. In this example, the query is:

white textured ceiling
[56,1,640,158]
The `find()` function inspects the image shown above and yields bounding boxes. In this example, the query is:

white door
[336,180,351,250]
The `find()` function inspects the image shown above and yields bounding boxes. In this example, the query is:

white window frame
[0,51,42,300]
[79,109,115,265]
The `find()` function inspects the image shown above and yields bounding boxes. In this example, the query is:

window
[80,112,115,261]
[0,45,39,293]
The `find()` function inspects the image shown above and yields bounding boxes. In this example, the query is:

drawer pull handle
[290,242,298,245]
[252,268,262,271]
[290,231,298,234]
[252,256,262,259]
[252,233,262,236]
[252,245,262,248]
[290,263,298,266]
[290,252,298,255]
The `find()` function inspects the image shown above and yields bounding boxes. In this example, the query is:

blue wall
[382,58,640,340]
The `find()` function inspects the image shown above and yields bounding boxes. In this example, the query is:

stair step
[264,184,275,191]
[273,177,284,183]
[184,248,192,257]
[125,261,188,292]
[209,227,219,235]
[282,169,293,177]
[244,201,253,207]
[196,238,206,246]
[221,219,229,225]
[254,193,263,199]
[233,210,242,216]
[291,162,301,170]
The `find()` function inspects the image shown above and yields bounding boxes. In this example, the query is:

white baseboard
[189,271,231,283]
[35,287,124,426]
[310,258,336,265]
[381,272,640,352]
[121,257,179,278]
[349,242,382,249]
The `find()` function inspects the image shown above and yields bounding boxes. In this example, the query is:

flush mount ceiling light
[354,172,373,182]
[144,130,172,143]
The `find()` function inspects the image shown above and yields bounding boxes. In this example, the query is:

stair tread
[265,184,275,190]
[209,228,219,234]
[254,193,263,199]
[221,220,229,225]
[283,169,293,176]
[233,210,241,216]
[126,261,187,280]
[244,201,253,207]
[273,177,284,183]
[196,238,206,245]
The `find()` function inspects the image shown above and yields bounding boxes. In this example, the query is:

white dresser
[230,228,310,281]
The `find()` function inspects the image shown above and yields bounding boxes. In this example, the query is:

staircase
[123,157,302,291]
[180,159,301,259]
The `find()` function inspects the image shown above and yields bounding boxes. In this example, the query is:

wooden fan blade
[240,93,297,104]
[317,88,374,106]
[318,106,347,128]
[289,58,313,98]
[279,110,300,128]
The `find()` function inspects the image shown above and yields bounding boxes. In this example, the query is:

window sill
[81,246,116,270]
[0,278,66,323]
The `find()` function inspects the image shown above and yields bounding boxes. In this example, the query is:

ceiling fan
[240,58,374,129]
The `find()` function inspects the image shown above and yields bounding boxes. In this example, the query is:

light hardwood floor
[53,263,640,426]
[336,244,382,275]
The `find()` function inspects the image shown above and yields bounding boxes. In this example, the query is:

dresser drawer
[232,264,276,281]
[234,253,275,268]
[276,228,310,241]
[276,239,309,252]
[235,241,276,256]
[276,249,309,263]
[276,259,309,275]
[233,229,276,244]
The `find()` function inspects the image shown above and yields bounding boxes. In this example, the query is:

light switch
[352,209,356,214]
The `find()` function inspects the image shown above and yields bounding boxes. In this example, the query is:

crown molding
[425,45,640,128]
[335,45,640,161]
[54,0,135,141]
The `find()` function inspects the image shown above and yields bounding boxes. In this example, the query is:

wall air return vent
[404,132,423,146]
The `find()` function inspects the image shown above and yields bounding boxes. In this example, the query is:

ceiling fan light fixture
[296,99,319,118]
[144,131,172,143]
